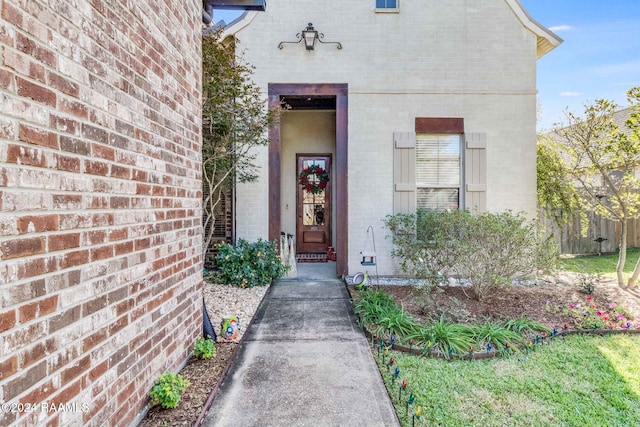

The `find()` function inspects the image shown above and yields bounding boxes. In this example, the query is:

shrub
[194,336,216,360]
[215,238,288,287]
[149,372,190,409]
[384,210,555,300]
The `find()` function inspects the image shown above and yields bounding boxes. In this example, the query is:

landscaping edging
[194,282,275,426]
[345,281,640,360]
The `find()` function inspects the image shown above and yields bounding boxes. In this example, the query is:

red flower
[300,177,307,184]
[319,181,327,189]
[306,184,314,192]
[304,167,310,173]
[586,296,593,302]
[315,167,324,174]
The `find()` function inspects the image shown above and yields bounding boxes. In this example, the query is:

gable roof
[221,0,563,59]
[505,0,563,58]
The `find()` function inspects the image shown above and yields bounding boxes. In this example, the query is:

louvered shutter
[464,132,487,214]
[393,132,416,213]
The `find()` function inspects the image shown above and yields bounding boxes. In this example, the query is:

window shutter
[393,132,416,213]
[464,132,487,214]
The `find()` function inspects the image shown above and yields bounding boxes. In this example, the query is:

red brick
[108,315,128,336]
[16,32,56,68]
[85,159,109,176]
[82,123,108,144]
[59,98,88,119]
[114,241,133,256]
[48,232,81,252]
[16,77,56,107]
[0,310,17,333]
[1,236,45,259]
[0,355,18,381]
[60,136,90,155]
[82,294,107,316]
[3,360,47,399]
[83,328,108,353]
[60,355,90,386]
[2,2,23,27]
[18,295,58,322]
[48,305,81,333]
[47,70,79,97]
[57,250,89,269]
[135,183,151,195]
[108,345,129,370]
[20,378,55,405]
[17,214,59,233]
[17,257,50,280]
[20,337,56,368]
[55,153,81,172]
[92,143,115,161]
[53,377,82,402]
[110,164,130,179]
[18,124,58,151]
[91,245,113,261]
[51,114,79,135]
[88,360,108,383]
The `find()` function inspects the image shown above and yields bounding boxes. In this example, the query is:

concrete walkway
[203,269,399,426]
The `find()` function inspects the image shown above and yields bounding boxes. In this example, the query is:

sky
[212,2,640,132]
[520,0,640,131]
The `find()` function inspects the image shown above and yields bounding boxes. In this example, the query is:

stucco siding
[233,0,541,275]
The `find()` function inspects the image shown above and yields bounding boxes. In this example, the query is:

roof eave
[506,0,563,59]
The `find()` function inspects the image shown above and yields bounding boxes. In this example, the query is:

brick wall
[0,1,203,426]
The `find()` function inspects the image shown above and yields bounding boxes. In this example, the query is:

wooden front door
[296,155,332,253]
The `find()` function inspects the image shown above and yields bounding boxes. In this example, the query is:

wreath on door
[299,165,330,195]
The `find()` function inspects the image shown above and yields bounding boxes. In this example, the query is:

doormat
[296,252,327,263]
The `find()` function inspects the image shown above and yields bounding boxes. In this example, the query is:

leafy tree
[536,134,585,230]
[553,87,640,288]
[201,31,284,259]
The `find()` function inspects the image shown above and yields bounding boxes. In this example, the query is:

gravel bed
[202,282,269,343]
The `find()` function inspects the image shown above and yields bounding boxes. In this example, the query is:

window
[376,0,398,9]
[415,134,462,211]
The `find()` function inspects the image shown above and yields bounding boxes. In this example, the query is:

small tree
[553,87,640,288]
[536,134,585,230]
[201,31,284,260]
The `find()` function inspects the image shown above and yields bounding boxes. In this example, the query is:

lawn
[378,334,640,427]
[560,248,640,277]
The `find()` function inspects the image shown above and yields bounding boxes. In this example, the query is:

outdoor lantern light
[278,22,342,51]
[302,23,318,50]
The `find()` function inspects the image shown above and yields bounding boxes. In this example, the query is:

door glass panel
[302,159,326,225]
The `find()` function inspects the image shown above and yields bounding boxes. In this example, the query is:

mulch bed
[138,342,238,427]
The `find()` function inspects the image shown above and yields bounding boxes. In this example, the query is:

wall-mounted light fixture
[278,23,342,51]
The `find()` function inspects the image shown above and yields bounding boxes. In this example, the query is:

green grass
[377,334,640,427]
[560,248,640,277]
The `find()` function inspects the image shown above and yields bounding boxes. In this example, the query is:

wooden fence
[540,210,640,255]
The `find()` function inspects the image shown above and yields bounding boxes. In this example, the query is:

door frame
[268,83,348,276]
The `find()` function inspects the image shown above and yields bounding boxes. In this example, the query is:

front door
[296,155,332,253]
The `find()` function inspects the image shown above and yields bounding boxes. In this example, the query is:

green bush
[194,336,216,360]
[215,238,288,287]
[384,210,557,300]
[149,372,190,409]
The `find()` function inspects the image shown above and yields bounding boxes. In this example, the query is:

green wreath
[299,165,330,195]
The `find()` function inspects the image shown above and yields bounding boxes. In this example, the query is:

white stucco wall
[232,0,543,275]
